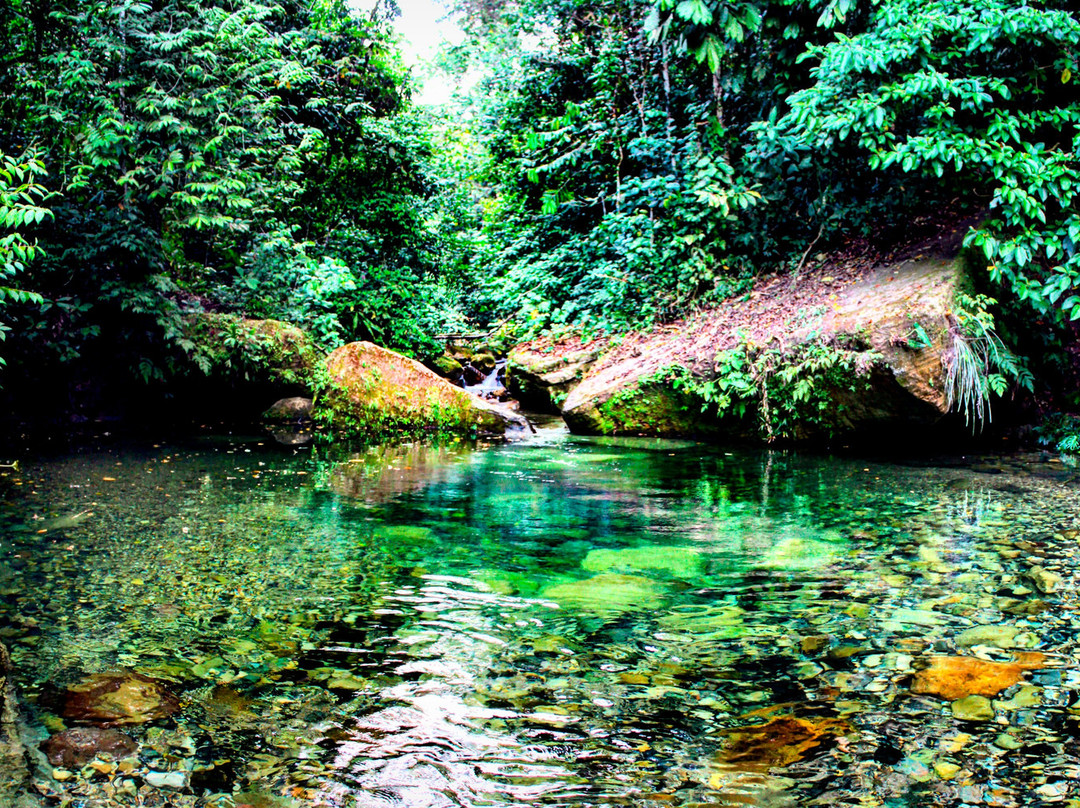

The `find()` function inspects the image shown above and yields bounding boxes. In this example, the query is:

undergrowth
[656,334,882,442]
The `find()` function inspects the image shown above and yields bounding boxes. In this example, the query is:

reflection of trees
[324,442,475,504]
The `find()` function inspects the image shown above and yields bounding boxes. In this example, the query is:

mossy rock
[541,573,668,618]
[582,546,704,579]
[262,396,314,421]
[471,352,497,373]
[507,337,606,414]
[429,354,464,381]
[316,341,527,438]
[182,313,321,389]
[563,379,710,437]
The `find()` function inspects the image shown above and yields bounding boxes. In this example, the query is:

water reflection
[0,430,1078,806]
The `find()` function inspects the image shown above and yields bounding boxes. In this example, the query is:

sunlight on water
[1,427,1079,806]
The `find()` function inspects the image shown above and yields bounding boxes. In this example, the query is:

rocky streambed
[0,431,1078,806]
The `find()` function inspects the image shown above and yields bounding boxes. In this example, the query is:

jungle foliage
[0,0,454,394]
[449,0,1078,340]
[0,0,1077,418]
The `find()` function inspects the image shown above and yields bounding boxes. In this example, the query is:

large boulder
[507,337,608,413]
[558,251,969,440]
[317,342,529,437]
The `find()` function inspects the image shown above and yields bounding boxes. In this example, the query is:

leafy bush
[0,149,50,376]
[663,334,882,441]
[1033,413,1080,459]
[759,0,1080,323]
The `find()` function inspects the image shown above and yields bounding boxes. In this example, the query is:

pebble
[939,733,971,753]
[951,695,994,722]
[1034,783,1067,800]
[145,770,188,790]
[995,733,1023,750]
[934,761,962,780]
[52,768,73,781]
[956,625,1019,649]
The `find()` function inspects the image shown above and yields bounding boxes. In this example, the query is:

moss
[593,382,704,436]
[472,352,497,373]
[430,354,463,379]
[316,342,509,439]
[182,313,321,389]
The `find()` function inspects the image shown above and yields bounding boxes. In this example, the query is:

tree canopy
[0,0,1077,420]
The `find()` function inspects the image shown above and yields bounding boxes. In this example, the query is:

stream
[1,424,1079,807]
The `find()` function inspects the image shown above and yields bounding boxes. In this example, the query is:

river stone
[717,716,851,768]
[262,396,313,420]
[41,727,137,767]
[761,535,843,570]
[581,546,704,578]
[994,733,1023,750]
[429,354,464,382]
[62,671,181,727]
[145,770,188,790]
[956,625,1021,649]
[934,761,962,780]
[1028,566,1062,594]
[911,653,1049,701]
[950,695,994,721]
[472,352,497,373]
[541,573,667,618]
[318,341,529,437]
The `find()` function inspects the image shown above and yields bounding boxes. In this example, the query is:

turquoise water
[1,426,1079,806]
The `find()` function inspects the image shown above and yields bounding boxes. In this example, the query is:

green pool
[1,426,1078,807]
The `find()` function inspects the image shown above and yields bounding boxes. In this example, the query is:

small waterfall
[464,360,507,399]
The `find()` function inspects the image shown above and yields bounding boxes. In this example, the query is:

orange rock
[911,653,1049,701]
[717,716,850,770]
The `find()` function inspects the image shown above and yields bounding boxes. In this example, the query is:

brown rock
[41,727,137,767]
[910,653,1050,701]
[551,251,967,439]
[62,671,180,727]
[262,396,313,420]
[718,715,851,770]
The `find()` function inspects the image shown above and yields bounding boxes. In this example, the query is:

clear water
[2,426,1079,807]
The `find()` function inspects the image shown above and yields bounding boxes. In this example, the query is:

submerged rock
[910,653,1050,701]
[717,715,851,769]
[581,546,704,578]
[144,770,189,790]
[1027,566,1063,594]
[62,671,181,727]
[956,625,1021,649]
[41,727,137,767]
[950,695,995,722]
[541,573,668,618]
[317,341,529,437]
